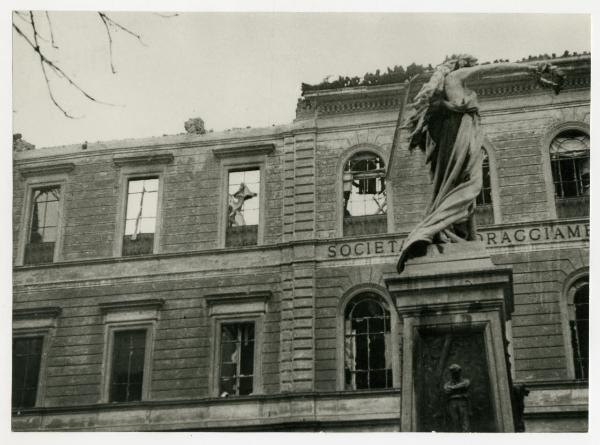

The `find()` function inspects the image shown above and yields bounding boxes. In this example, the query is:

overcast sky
[12,12,590,148]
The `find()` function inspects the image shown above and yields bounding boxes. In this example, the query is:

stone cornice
[18,162,75,178]
[205,290,272,307]
[296,58,590,118]
[212,143,275,158]
[113,153,174,167]
[99,298,165,313]
[13,306,62,320]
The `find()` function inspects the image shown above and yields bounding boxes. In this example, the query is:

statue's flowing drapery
[397,92,484,272]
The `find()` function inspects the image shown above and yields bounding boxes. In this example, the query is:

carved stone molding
[13,306,62,320]
[205,290,272,316]
[99,298,165,313]
[212,144,275,158]
[19,163,75,178]
[113,153,174,167]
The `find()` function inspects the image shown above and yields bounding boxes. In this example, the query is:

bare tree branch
[154,12,179,18]
[14,10,159,117]
[98,12,147,46]
[15,12,114,118]
[98,12,117,73]
[45,11,59,49]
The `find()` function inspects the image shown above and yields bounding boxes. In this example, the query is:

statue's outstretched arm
[455,61,565,94]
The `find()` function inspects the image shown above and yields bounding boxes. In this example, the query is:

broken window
[344,294,392,390]
[551,130,589,218]
[343,152,387,236]
[122,178,158,256]
[109,330,147,403]
[12,336,44,408]
[226,169,260,247]
[475,148,494,225]
[569,280,588,380]
[25,186,60,265]
[219,323,255,396]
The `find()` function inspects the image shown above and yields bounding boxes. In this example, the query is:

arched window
[568,280,588,379]
[550,130,590,218]
[475,148,493,225]
[344,293,392,390]
[343,152,387,236]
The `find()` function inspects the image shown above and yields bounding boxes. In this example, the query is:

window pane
[42,226,57,243]
[141,192,158,217]
[227,169,261,245]
[124,219,137,235]
[369,334,386,369]
[139,218,156,233]
[44,200,59,228]
[345,295,392,390]
[220,323,255,396]
[12,337,44,409]
[126,192,143,219]
[128,180,144,193]
[144,178,159,192]
[110,330,146,402]
[238,376,253,395]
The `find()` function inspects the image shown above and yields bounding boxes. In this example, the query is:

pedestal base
[385,241,515,432]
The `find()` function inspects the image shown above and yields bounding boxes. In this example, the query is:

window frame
[217,157,268,248]
[213,317,261,397]
[541,122,590,220]
[17,174,69,266]
[206,292,270,397]
[337,145,393,237]
[336,286,400,391]
[474,141,502,225]
[113,163,168,257]
[559,269,589,381]
[99,298,163,403]
[12,307,61,409]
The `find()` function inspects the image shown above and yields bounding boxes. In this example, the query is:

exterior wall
[13,56,589,431]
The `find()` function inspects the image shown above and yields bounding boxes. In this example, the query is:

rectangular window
[226,169,260,247]
[12,336,44,408]
[24,186,60,265]
[109,329,147,403]
[122,178,158,256]
[219,323,255,396]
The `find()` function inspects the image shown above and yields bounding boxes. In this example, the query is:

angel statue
[397,54,564,273]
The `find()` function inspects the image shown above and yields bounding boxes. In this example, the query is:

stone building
[12,55,589,432]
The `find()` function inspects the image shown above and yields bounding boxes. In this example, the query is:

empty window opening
[25,186,60,265]
[570,282,588,379]
[343,152,387,236]
[344,294,392,390]
[226,169,260,247]
[109,330,147,403]
[219,323,255,396]
[475,149,494,225]
[12,336,44,408]
[122,178,158,256]
[551,130,589,218]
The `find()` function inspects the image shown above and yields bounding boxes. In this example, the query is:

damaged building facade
[12,55,589,432]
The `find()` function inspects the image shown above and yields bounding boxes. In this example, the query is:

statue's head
[442,54,478,71]
[449,363,462,376]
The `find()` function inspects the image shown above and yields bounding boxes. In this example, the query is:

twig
[15,12,113,118]
[98,12,147,46]
[45,11,59,49]
[98,12,116,73]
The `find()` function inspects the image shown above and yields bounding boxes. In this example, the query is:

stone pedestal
[384,242,515,432]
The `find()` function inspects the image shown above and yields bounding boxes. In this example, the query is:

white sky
[12,11,591,148]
